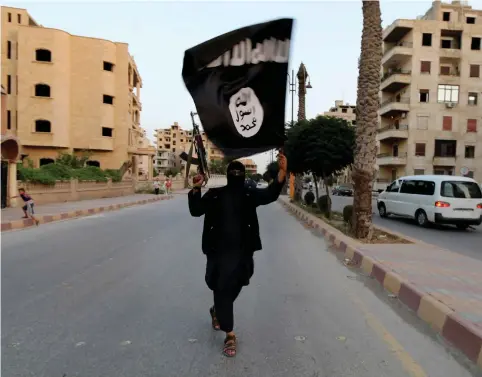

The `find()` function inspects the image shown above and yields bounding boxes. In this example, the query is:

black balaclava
[226,161,246,189]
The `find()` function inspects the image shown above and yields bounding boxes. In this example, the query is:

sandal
[209,306,220,331]
[223,334,237,357]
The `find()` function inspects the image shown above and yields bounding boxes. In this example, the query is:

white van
[377,175,482,229]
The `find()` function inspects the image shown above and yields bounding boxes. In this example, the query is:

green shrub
[104,169,122,182]
[343,205,354,226]
[17,166,56,185]
[304,191,315,206]
[40,163,73,180]
[318,195,331,214]
[72,166,108,182]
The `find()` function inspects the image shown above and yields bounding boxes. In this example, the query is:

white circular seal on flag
[229,87,264,138]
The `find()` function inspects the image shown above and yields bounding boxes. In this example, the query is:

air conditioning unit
[445,102,456,108]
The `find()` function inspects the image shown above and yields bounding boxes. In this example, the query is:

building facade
[378,0,482,186]
[1,6,153,182]
[323,100,357,125]
[237,158,257,175]
[154,122,224,174]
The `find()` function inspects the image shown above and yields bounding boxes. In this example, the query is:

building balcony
[439,48,461,59]
[131,92,142,110]
[382,42,413,66]
[377,152,407,166]
[433,156,456,166]
[383,19,413,42]
[377,124,409,141]
[379,98,410,117]
[380,70,411,93]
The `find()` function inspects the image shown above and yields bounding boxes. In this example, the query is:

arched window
[35,49,52,62]
[35,119,51,133]
[35,84,50,97]
[39,158,54,166]
[86,160,100,168]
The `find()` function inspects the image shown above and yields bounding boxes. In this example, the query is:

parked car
[333,184,353,196]
[377,175,482,229]
[245,178,257,189]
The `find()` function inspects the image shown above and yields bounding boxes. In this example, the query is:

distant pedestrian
[153,180,160,195]
[166,178,172,194]
[11,188,40,226]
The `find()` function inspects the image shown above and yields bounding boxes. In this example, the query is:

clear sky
[10,0,438,172]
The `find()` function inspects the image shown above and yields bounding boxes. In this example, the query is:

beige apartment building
[237,158,257,175]
[1,6,154,184]
[154,121,224,174]
[323,100,357,125]
[378,0,482,187]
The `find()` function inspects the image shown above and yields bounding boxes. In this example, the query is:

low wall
[17,179,135,205]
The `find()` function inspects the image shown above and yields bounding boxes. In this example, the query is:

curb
[278,197,482,369]
[1,195,174,232]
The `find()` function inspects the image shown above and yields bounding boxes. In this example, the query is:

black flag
[182,18,293,159]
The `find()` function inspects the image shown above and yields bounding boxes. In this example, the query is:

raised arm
[254,153,287,207]
[188,174,210,217]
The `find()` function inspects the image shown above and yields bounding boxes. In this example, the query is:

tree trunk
[323,176,332,218]
[353,0,382,239]
[294,63,309,202]
[313,173,319,200]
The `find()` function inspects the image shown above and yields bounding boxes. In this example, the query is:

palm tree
[294,63,308,202]
[353,0,382,239]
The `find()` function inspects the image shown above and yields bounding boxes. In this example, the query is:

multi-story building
[238,158,257,175]
[136,132,156,180]
[323,100,357,125]
[1,6,154,181]
[154,121,224,174]
[377,0,482,187]
[153,150,177,174]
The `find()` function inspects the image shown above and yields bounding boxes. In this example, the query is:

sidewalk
[1,194,172,231]
[279,197,482,368]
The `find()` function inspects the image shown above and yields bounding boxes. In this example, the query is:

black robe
[188,179,285,291]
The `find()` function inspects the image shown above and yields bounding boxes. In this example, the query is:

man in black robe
[188,153,287,357]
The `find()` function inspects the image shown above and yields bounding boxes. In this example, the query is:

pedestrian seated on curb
[188,152,287,357]
[153,180,160,195]
[11,188,40,226]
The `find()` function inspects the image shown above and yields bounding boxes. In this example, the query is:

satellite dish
[460,166,469,176]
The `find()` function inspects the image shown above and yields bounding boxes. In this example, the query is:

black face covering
[226,161,246,189]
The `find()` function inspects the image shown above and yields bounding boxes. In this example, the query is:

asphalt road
[2,195,479,377]
[326,194,482,261]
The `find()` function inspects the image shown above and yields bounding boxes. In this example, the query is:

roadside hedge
[18,164,123,185]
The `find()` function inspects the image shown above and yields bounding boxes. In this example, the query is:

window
[35,84,50,97]
[87,160,100,167]
[420,61,431,73]
[467,17,476,24]
[415,143,426,156]
[465,145,475,158]
[7,41,11,59]
[440,65,450,75]
[7,75,11,94]
[35,49,52,62]
[17,14,21,24]
[438,84,459,103]
[35,119,51,133]
[342,108,347,113]
[8,12,11,22]
[400,180,435,195]
[441,181,482,199]
[467,119,477,133]
[471,37,481,50]
[468,92,478,105]
[419,90,429,103]
[7,110,11,130]
[39,158,54,166]
[16,75,18,95]
[442,116,452,131]
[422,33,432,46]
[102,127,113,137]
[470,64,480,78]
[435,140,456,157]
[103,95,114,104]
[443,12,451,21]
[103,61,114,71]
[414,169,425,176]
[441,39,452,49]
[417,115,429,130]
[387,181,401,193]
